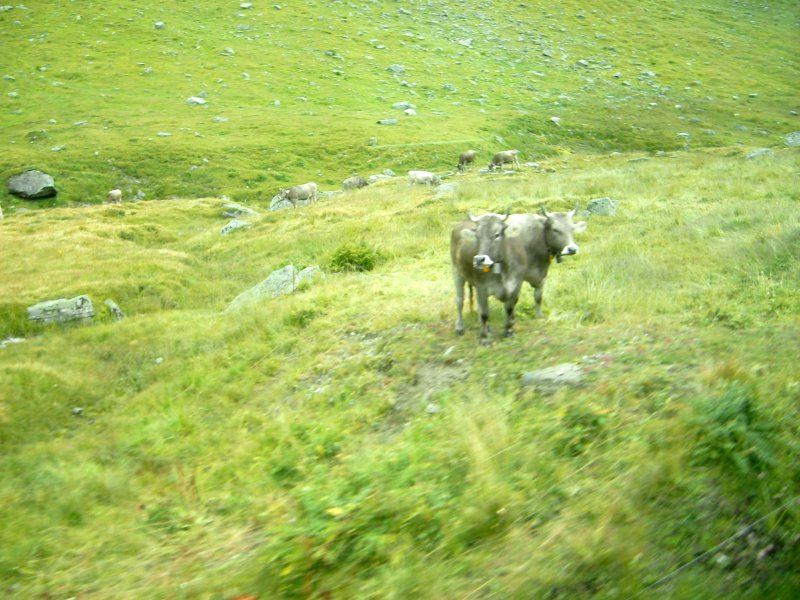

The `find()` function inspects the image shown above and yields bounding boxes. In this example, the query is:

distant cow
[408,170,441,185]
[105,189,122,204]
[342,175,368,191]
[278,182,318,205]
[488,150,521,171]
[450,206,586,345]
[457,150,477,172]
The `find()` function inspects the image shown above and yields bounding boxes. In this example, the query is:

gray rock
[269,195,294,211]
[7,169,57,199]
[784,131,800,147]
[221,202,258,218]
[342,175,368,190]
[392,101,415,110]
[383,169,396,177]
[442,83,456,92]
[745,148,772,160]
[521,363,583,389]
[367,173,392,184]
[584,197,617,216]
[377,118,398,125]
[297,266,325,288]
[404,108,417,116]
[0,336,24,349]
[27,295,94,324]
[186,96,207,105]
[154,21,165,29]
[103,299,125,320]
[220,218,251,235]
[387,64,405,75]
[227,264,323,310]
[435,183,458,196]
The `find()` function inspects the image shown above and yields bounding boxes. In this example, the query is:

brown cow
[457,150,477,172]
[450,206,586,345]
[488,150,521,171]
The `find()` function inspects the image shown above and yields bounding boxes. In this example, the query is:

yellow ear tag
[482,266,491,273]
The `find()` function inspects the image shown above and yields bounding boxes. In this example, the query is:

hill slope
[1,148,799,597]
[1,0,799,206]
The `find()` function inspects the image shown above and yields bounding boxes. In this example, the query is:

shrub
[329,243,378,273]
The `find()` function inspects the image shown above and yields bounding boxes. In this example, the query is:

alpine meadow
[1,0,800,598]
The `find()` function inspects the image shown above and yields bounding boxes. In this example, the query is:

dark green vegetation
[1,1,799,598]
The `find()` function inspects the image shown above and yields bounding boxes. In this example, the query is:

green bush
[329,243,378,273]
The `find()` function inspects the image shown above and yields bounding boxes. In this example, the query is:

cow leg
[504,295,519,337]
[476,287,491,346]
[533,283,544,319]
[453,271,466,336]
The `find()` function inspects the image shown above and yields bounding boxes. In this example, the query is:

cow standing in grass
[408,170,441,185]
[278,182,318,206]
[450,207,586,345]
[457,150,477,172]
[488,150,521,171]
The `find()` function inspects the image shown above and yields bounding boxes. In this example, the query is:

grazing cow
[457,150,477,172]
[488,150,521,171]
[278,182,318,205]
[342,175,368,191]
[105,189,122,204]
[408,170,441,186]
[450,206,587,345]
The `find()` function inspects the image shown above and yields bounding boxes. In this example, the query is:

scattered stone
[154,21,165,29]
[584,197,617,216]
[220,219,251,235]
[221,202,257,218]
[27,295,94,324]
[186,96,207,105]
[521,363,583,389]
[425,403,441,414]
[368,137,378,146]
[367,173,391,184]
[7,169,57,199]
[377,118,398,125]
[435,183,458,196]
[71,407,83,416]
[212,116,228,123]
[442,83,456,92]
[103,299,125,320]
[387,64,405,75]
[745,148,772,160]
[0,336,24,349]
[342,175,368,190]
[550,116,561,126]
[383,169,396,177]
[156,132,172,137]
[269,195,293,211]
[392,101,415,110]
[784,131,800,147]
[240,2,253,8]
[404,108,416,116]
[226,264,323,310]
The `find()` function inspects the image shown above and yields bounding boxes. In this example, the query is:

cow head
[470,209,511,272]
[539,205,587,262]
[278,188,288,199]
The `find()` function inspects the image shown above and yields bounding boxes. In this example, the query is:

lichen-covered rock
[7,169,57,199]
[27,295,94,323]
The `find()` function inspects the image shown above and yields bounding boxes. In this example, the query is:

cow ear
[468,212,478,223]
[573,221,587,233]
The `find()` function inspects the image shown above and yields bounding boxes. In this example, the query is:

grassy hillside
[1,0,799,206]
[1,147,799,597]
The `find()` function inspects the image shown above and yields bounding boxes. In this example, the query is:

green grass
[2,0,799,207]
[1,148,799,598]
[2,0,800,597]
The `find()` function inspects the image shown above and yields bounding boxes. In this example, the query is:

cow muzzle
[473,255,500,273]
[561,244,579,257]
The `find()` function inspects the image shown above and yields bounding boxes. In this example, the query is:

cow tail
[469,284,474,313]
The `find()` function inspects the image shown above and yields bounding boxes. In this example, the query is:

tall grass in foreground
[0,149,799,598]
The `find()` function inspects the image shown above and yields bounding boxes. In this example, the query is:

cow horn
[468,211,478,223]
[502,205,511,222]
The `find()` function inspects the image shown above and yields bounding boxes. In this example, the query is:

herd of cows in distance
[102,148,585,345]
